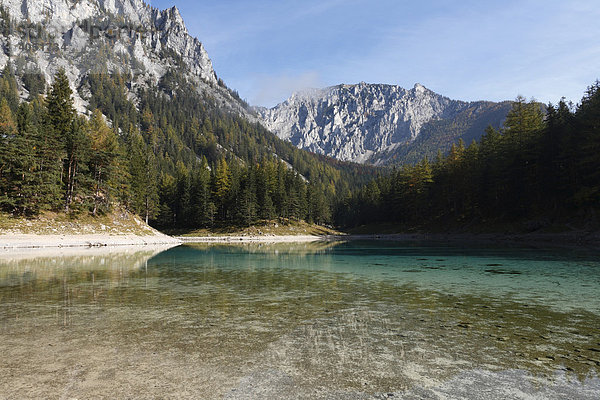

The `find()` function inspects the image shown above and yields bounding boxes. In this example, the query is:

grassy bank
[163,218,342,237]
[0,208,158,237]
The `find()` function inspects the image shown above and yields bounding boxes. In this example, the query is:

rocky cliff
[0,0,248,116]
[257,82,512,164]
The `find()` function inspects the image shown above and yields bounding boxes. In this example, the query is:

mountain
[0,0,380,228]
[0,0,377,175]
[257,82,513,165]
[0,0,252,116]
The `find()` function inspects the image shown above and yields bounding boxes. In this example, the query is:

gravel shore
[178,235,332,243]
[3,230,598,250]
[0,232,181,249]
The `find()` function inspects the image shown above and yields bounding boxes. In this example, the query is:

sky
[147,0,600,108]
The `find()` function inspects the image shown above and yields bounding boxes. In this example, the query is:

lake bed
[1,241,599,399]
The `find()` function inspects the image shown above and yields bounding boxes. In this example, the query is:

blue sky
[147,0,600,108]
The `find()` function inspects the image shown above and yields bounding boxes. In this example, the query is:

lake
[1,241,599,399]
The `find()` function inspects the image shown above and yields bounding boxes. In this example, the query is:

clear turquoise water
[0,241,599,399]
[160,241,600,313]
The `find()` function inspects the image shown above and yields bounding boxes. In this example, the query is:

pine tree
[0,98,17,210]
[260,193,275,221]
[0,65,18,112]
[129,132,159,223]
[0,100,54,214]
[10,103,38,214]
[573,81,600,208]
[88,109,119,215]
[212,158,231,220]
[174,160,191,226]
[31,97,63,210]
[156,172,176,227]
[46,69,75,140]
[195,157,215,226]
[46,69,83,212]
[308,183,330,224]
[237,169,257,226]
[503,96,544,142]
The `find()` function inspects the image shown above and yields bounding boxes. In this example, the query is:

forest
[335,83,600,231]
[0,66,377,229]
[1,62,599,233]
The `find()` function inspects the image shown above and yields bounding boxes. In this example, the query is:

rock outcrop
[257,82,511,164]
[0,0,249,116]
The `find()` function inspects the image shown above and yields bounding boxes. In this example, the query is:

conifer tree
[88,109,119,215]
[573,81,600,208]
[0,65,18,112]
[156,172,176,227]
[196,157,215,226]
[260,193,275,221]
[46,69,83,212]
[31,96,63,210]
[129,132,159,223]
[174,160,191,226]
[46,69,75,140]
[237,169,257,226]
[503,96,544,141]
[212,158,231,219]
[0,98,17,210]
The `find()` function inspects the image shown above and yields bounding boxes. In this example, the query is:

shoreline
[177,235,331,243]
[1,230,598,250]
[0,233,182,249]
[340,231,600,249]
[0,243,180,260]
[179,231,600,248]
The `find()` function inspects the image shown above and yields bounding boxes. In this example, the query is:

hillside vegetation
[336,85,600,233]
[0,66,377,231]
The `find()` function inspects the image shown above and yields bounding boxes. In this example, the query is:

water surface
[1,241,599,399]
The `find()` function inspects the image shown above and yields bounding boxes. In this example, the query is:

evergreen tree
[88,109,119,215]
[129,132,159,223]
[0,100,55,214]
[236,169,257,226]
[212,158,231,220]
[0,98,17,210]
[0,65,18,112]
[46,69,82,212]
[31,97,63,210]
[196,157,215,226]
[573,81,600,208]
[174,161,191,226]
[46,69,75,140]
[156,172,176,227]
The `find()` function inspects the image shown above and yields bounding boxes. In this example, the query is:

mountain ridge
[0,0,254,118]
[257,82,512,165]
[0,0,381,229]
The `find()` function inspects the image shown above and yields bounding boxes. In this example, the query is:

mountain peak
[0,0,218,83]
[0,0,260,117]
[413,83,427,93]
[166,5,185,29]
[257,83,510,165]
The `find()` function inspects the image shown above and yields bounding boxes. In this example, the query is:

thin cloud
[250,71,324,108]
[149,0,600,106]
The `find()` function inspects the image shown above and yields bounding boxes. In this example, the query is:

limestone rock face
[0,0,249,116]
[257,83,509,164]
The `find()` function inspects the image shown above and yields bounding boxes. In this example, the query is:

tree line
[335,83,600,231]
[0,67,338,226]
[1,5,379,229]
[6,63,596,233]
[0,67,147,218]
